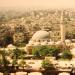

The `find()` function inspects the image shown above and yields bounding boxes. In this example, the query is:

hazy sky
[0,0,75,9]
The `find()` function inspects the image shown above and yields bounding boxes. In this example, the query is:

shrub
[48,47,60,57]
[32,46,60,58]
[39,46,49,56]
[12,59,18,66]
[42,59,54,69]
[32,49,40,58]
[32,46,49,57]
[18,60,26,67]
[61,50,72,60]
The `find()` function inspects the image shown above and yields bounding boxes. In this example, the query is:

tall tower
[60,11,66,49]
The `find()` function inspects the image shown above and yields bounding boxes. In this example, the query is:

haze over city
[0,0,75,9]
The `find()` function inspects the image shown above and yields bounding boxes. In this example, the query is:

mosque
[25,28,60,54]
[25,27,73,54]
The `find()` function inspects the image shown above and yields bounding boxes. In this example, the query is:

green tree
[32,46,49,57]
[11,48,26,59]
[0,24,11,47]
[61,50,72,60]
[32,46,60,58]
[0,50,10,75]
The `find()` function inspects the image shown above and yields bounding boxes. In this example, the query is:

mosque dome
[31,30,50,41]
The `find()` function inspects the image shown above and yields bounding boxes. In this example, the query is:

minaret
[60,11,66,49]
